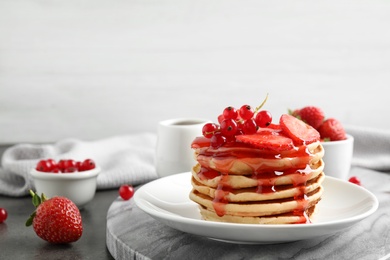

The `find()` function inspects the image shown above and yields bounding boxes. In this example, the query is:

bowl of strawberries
[291,106,354,180]
[30,158,100,208]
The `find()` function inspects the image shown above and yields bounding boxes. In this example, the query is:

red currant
[202,123,219,138]
[58,159,77,172]
[242,119,258,134]
[348,176,361,186]
[239,105,254,120]
[0,208,7,223]
[36,160,54,172]
[75,161,83,171]
[80,159,96,171]
[119,184,135,200]
[210,133,226,148]
[47,159,57,168]
[235,128,244,136]
[220,119,238,137]
[223,106,238,120]
[57,159,67,172]
[255,110,273,128]
[217,114,225,124]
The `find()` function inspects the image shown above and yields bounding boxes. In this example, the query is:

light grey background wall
[1,0,389,144]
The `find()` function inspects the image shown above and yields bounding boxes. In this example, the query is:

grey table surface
[0,189,117,260]
[0,145,116,260]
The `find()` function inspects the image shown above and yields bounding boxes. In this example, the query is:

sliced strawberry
[279,114,320,145]
[256,127,279,135]
[267,123,282,130]
[235,133,294,151]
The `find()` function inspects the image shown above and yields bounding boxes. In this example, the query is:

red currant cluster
[36,158,96,173]
[202,102,272,148]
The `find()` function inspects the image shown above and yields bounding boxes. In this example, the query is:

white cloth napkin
[0,133,158,197]
[346,125,390,172]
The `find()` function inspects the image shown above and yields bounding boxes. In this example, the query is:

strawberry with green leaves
[26,191,83,244]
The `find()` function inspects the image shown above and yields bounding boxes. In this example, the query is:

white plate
[134,172,378,244]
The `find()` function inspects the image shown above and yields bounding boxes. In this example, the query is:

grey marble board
[106,167,388,260]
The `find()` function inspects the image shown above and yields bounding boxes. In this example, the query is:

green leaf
[25,212,36,227]
[32,193,41,207]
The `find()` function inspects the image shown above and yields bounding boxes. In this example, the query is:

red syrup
[212,173,232,217]
[196,166,230,217]
[289,164,312,224]
[198,167,220,180]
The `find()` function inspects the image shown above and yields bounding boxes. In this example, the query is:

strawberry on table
[26,191,83,244]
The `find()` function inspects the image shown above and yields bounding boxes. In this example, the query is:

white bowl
[321,134,354,180]
[30,166,100,208]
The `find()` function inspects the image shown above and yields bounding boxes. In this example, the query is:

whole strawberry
[296,106,325,130]
[318,118,347,141]
[26,191,83,244]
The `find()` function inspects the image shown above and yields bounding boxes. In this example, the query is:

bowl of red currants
[30,158,100,208]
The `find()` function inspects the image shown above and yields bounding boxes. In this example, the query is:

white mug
[156,118,210,178]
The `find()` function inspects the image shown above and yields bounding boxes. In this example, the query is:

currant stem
[254,93,269,113]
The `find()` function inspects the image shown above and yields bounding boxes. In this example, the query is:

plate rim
[134,172,379,243]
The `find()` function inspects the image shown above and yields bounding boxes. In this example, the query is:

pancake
[189,183,323,217]
[189,114,325,224]
[191,159,324,189]
[191,171,325,202]
[197,204,318,224]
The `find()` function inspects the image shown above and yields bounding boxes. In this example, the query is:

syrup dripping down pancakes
[189,114,325,224]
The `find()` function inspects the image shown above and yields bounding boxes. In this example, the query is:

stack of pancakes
[189,140,325,224]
